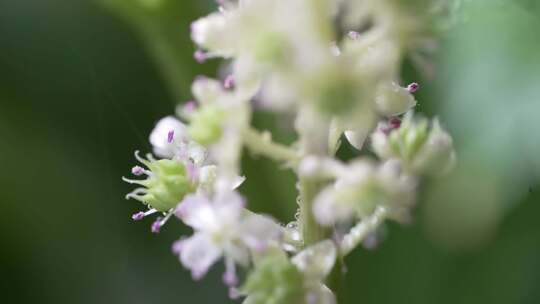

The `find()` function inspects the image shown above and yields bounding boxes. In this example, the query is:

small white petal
[240,214,282,251]
[149,116,187,158]
[180,233,222,280]
[176,194,218,231]
[344,129,370,151]
[213,191,245,223]
[191,77,225,105]
[313,187,354,226]
[191,13,235,56]
[292,240,337,280]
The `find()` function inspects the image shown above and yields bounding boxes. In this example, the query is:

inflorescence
[123,1,456,303]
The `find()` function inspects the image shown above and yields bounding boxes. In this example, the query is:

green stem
[298,179,328,246]
[340,207,388,257]
[242,127,299,164]
[328,207,387,302]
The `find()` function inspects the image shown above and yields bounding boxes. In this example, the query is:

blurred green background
[1,0,539,303]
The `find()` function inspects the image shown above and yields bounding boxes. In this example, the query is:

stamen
[151,218,163,233]
[151,210,174,234]
[193,51,221,64]
[194,50,207,63]
[132,212,145,221]
[131,165,145,176]
[222,258,238,287]
[379,117,402,135]
[407,82,419,93]
[389,117,402,130]
[223,74,235,90]
[347,30,360,40]
[168,130,175,143]
[132,208,158,221]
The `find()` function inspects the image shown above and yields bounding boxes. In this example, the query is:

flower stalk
[340,206,388,257]
[241,127,299,164]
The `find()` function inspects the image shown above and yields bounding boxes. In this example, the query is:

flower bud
[123,152,195,212]
[411,120,456,176]
[191,13,235,56]
[374,82,417,117]
[242,251,305,304]
[187,105,226,146]
[191,77,225,105]
[372,115,456,176]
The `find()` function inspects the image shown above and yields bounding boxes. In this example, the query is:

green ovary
[143,159,194,211]
[187,105,225,146]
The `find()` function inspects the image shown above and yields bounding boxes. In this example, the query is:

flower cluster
[123,0,456,303]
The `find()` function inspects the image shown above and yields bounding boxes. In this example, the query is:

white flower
[173,190,281,280]
[313,159,416,225]
[191,12,236,58]
[126,115,247,233]
[149,116,207,164]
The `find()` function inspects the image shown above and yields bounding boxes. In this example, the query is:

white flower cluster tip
[123,0,456,303]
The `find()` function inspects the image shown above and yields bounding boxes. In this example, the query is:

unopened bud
[372,115,456,176]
